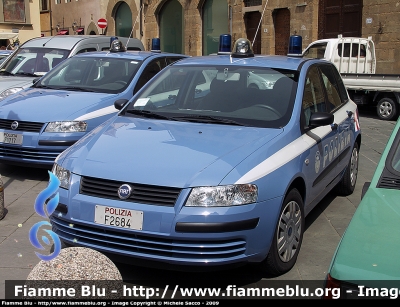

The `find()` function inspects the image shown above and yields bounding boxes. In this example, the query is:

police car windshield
[0,47,69,76]
[37,56,142,94]
[124,65,298,128]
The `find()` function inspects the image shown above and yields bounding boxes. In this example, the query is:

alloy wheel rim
[350,147,359,186]
[276,200,302,262]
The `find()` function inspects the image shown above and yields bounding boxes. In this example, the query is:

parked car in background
[0,39,187,167]
[324,116,400,299]
[0,35,144,101]
[49,37,361,277]
[0,50,13,65]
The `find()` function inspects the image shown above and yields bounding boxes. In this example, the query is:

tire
[377,97,397,121]
[259,188,304,277]
[335,142,359,196]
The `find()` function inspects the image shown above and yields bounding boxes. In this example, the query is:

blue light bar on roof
[151,38,161,53]
[218,34,232,55]
[288,35,303,57]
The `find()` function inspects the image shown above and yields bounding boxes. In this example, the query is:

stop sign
[97,18,107,29]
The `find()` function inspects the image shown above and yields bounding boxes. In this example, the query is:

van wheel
[377,97,397,120]
[259,188,304,277]
[335,142,359,196]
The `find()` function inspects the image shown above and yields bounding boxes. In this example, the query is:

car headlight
[52,163,71,189]
[186,184,258,207]
[0,87,23,100]
[45,121,87,132]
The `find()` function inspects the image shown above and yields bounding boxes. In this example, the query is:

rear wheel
[335,142,359,196]
[377,97,397,120]
[259,188,304,277]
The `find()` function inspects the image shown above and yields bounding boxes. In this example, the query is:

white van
[0,35,144,100]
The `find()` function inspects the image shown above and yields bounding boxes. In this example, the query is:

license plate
[0,132,23,145]
[94,205,143,230]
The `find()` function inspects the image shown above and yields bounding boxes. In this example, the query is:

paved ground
[0,107,397,299]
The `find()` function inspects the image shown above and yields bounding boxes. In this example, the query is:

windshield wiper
[125,109,177,121]
[14,72,40,77]
[172,115,245,126]
[59,87,96,92]
[0,70,14,76]
[34,84,53,89]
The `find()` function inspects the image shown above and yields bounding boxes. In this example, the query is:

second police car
[50,36,361,276]
[0,38,187,167]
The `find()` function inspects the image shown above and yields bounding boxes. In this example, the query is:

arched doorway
[273,8,290,55]
[202,0,229,55]
[159,0,183,53]
[244,11,261,54]
[115,2,133,37]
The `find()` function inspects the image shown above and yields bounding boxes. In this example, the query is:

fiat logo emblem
[11,121,19,130]
[118,184,132,200]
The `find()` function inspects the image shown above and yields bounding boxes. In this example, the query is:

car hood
[330,187,400,284]
[0,88,118,121]
[62,117,283,187]
[0,76,33,91]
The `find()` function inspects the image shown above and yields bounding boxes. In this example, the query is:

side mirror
[32,78,40,85]
[309,112,334,128]
[114,99,129,110]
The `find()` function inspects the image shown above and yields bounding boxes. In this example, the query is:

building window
[244,0,262,7]
[3,0,26,22]
[40,0,48,11]
[55,0,61,4]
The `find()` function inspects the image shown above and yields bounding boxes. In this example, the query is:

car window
[319,65,343,111]
[303,43,327,59]
[302,66,326,126]
[76,48,97,54]
[391,142,400,172]
[134,59,163,93]
[124,65,298,129]
[39,56,142,94]
[0,48,69,76]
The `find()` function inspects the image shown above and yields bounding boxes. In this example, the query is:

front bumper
[0,130,81,166]
[50,174,283,268]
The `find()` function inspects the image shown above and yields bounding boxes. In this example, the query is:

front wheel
[259,188,304,277]
[377,97,397,120]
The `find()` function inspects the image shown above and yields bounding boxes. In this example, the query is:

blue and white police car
[50,36,361,276]
[0,39,187,167]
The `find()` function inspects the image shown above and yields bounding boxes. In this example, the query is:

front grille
[0,145,61,162]
[0,119,44,133]
[80,176,182,206]
[51,216,246,261]
[377,175,400,189]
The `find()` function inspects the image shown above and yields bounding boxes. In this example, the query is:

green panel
[116,2,133,38]
[203,0,229,55]
[160,0,183,53]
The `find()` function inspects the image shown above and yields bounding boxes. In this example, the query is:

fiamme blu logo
[29,171,62,261]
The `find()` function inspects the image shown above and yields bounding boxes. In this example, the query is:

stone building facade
[41,0,400,74]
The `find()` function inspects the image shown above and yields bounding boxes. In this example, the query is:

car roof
[172,54,310,70]
[20,35,143,50]
[72,50,188,61]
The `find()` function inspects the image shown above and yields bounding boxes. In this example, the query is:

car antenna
[42,35,57,47]
[252,0,269,48]
[126,5,142,49]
